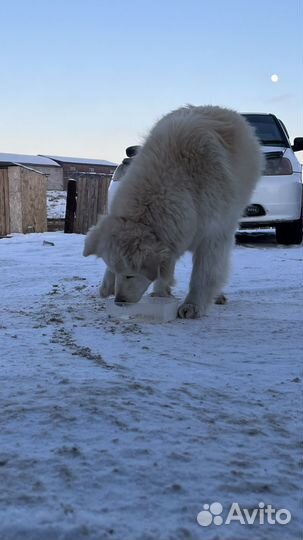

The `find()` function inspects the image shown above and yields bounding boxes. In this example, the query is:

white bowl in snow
[106,296,179,323]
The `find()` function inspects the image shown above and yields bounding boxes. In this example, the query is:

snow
[0,153,117,168]
[47,191,67,219]
[0,153,60,167]
[42,155,117,167]
[0,231,302,540]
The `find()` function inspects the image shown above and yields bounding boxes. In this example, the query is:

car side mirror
[292,137,303,152]
[126,145,141,157]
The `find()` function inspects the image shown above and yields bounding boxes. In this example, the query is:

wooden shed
[0,153,63,190]
[0,165,47,236]
[40,155,117,190]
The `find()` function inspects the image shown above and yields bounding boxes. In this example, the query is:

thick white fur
[84,105,263,318]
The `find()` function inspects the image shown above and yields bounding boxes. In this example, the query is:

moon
[271,74,279,83]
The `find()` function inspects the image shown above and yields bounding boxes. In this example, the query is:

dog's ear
[141,253,159,282]
[83,224,99,257]
[83,215,112,257]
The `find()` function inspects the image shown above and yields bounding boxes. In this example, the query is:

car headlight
[264,157,293,176]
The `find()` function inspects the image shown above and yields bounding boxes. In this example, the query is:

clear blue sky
[0,0,302,163]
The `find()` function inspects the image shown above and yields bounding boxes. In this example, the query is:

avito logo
[197,501,291,527]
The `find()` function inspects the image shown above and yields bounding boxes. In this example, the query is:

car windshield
[242,114,289,147]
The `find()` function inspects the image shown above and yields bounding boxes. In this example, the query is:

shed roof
[40,155,117,167]
[0,153,60,167]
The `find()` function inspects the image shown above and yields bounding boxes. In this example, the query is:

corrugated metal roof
[40,154,117,167]
[0,153,60,167]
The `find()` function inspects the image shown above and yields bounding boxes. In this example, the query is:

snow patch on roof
[0,153,60,167]
[41,154,117,167]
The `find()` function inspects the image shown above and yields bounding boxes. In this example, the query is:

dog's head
[83,215,169,303]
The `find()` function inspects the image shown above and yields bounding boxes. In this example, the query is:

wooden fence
[0,169,10,236]
[65,174,112,234]
[0,166,47,235]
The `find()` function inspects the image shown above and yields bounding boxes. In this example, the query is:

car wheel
[275,216,303,245]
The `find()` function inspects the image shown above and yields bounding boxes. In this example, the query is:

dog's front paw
[99,281,115,298]
[178,302,201,319]
[150,286,172,298]
[99,285,113,298]
[215,293,228,305]
[99,269,115,298]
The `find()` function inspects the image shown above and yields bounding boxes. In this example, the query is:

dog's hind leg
[100,267,115,298]
[178,237,232,319]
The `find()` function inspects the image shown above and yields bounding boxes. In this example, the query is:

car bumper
[240,173,302,226]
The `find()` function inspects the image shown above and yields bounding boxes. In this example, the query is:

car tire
[275,215,303,245]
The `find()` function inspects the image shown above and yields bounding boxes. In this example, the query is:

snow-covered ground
[47,191,67,219]
[0,231,302,540]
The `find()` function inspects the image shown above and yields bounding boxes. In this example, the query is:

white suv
[108,115,303,245]
[240,113,303,244]
[108,145,140,206]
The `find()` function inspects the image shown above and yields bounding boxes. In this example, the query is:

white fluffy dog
[84,105,263,319]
